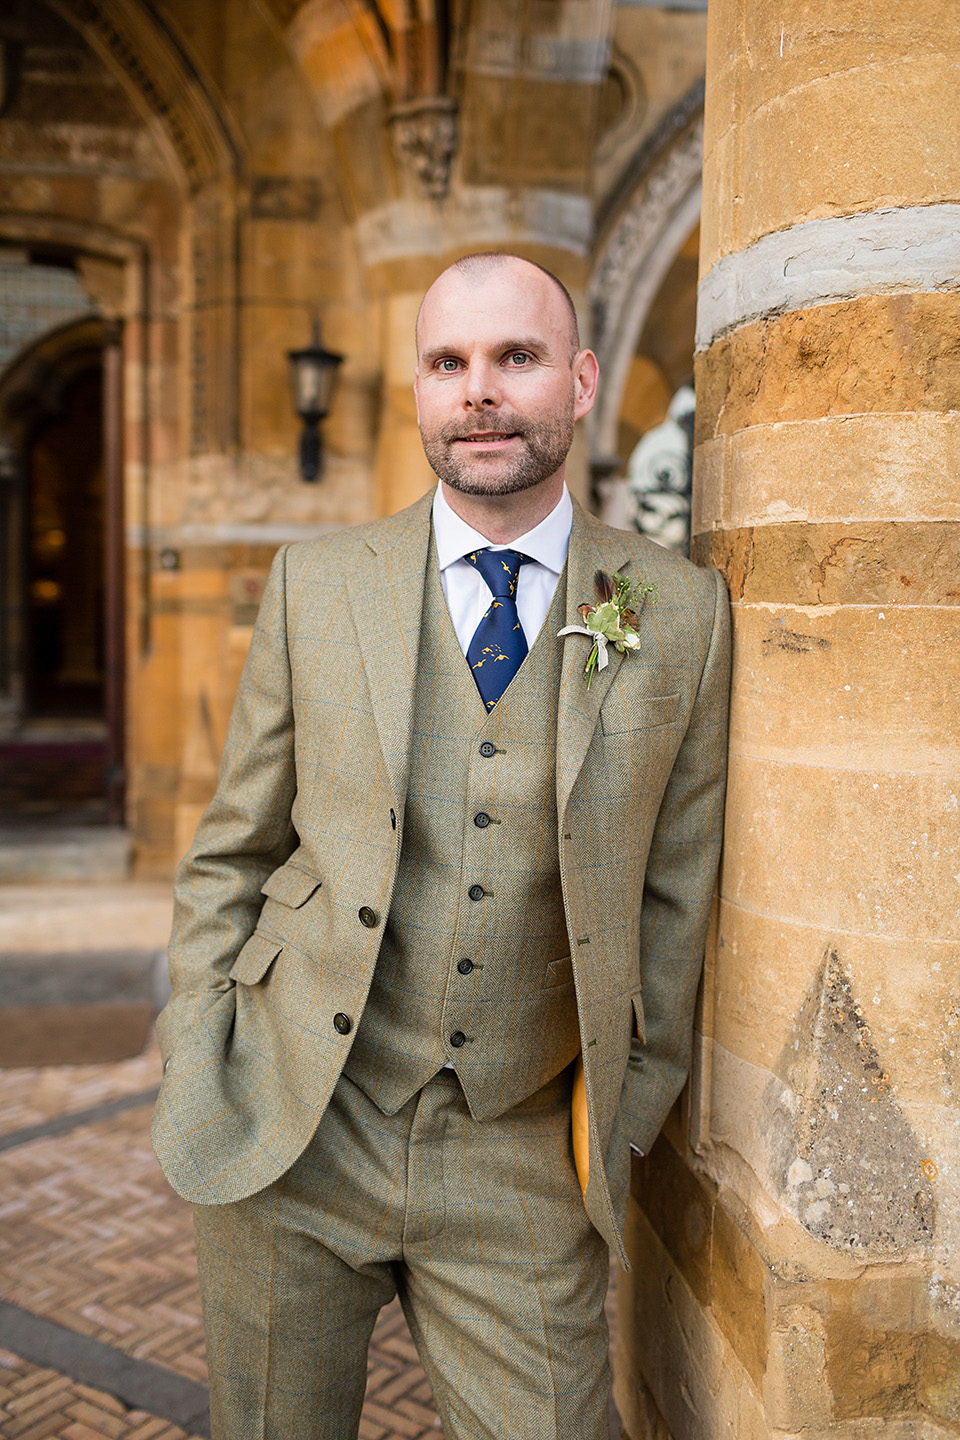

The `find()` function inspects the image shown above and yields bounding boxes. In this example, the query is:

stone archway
[588,107,704,466]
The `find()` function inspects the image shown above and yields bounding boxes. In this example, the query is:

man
[152,253,730,1440]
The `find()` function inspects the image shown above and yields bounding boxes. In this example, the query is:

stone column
[616,3,960,1437]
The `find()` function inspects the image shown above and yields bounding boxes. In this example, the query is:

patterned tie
[464,548,529,711]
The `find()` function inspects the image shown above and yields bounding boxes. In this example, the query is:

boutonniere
[558,570,658,687]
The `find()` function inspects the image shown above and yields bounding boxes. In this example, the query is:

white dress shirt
[432,483,573,654]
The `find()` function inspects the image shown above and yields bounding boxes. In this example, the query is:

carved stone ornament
[589,117,703,369]
[387,96,459,202]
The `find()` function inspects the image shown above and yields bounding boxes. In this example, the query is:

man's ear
[413,368,421,424]
[573,349,599,420]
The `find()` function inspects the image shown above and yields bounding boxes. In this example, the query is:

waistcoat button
[457,958,474,975]
[479,741,496,757]
[473,812,490,828]
[467,883,485,901]
[333,1012,352,1035]
[358,906,378,927]
[449,1030,466,1048]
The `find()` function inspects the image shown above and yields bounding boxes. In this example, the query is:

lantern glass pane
[290,355,322,416]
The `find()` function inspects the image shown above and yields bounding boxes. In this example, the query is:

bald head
[417,253,580,359]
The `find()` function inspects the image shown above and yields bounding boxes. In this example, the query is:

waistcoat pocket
[545,954,573,987]
[632,988,646,1041]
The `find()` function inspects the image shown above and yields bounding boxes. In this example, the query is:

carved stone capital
[387,96,458,202]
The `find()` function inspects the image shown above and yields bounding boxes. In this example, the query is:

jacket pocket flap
[632,989,646,1042]
[260,865,322,908]
[230,931,283,985]
[601,691,681,735]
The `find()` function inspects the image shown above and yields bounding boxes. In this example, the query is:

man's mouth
[452,431,521,447]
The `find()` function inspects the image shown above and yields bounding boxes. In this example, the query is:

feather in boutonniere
[560,569,658,687]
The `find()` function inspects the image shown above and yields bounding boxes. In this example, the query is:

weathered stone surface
[712,1196,770,1387]
[694,294,960,442]
[727,602,959,768]
[617,1195,768,1440]
[703,56,960,269]
[694,414,960,533]
[694,521,960,606]
[631,1135,716,1308]
[703,0,960,270]
[722,758,959,942]
[710,904,957,1113]
[698,204,960,354]
[460,76,598,189]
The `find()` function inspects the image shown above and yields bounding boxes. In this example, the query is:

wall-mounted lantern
[287,321,344,482]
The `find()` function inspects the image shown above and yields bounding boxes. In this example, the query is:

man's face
[414,261,596,498]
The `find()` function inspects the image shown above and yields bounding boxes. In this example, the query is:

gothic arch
[45,0,241,188]
[588,110,704,461]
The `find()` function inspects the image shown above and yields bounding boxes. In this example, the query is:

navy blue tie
[464,549,529,711]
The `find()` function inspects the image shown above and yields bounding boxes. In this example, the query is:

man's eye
[438,358,460,372]
[508,352,529,365]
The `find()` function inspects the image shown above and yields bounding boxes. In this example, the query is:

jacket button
[473,812,491,828]
[457,958,474,975]
[479,741,496,757]
[333,1012,352,1035]
[449,1030,466,1048]
[358,906,378,927]
[467,883,485,901]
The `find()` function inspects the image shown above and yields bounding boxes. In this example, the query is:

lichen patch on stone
[777,946,937,1254]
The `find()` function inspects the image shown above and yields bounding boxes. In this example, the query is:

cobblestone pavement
[0,1036,619,1440]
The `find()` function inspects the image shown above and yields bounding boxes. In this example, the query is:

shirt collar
[432,483,572,575]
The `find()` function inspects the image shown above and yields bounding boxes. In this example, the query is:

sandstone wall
[615,3,960,1436]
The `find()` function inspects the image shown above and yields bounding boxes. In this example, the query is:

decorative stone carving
[589,116,703,369]
[388,96,458,202]
[587,112,704,457]
[49,0,239,184]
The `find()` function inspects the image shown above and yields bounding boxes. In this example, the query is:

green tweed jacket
[151,491,730,1264]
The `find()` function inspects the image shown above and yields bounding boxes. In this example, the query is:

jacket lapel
[556,501,634,823]
[345,490,433,814]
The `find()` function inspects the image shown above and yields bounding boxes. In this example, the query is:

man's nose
[462,359,500,408]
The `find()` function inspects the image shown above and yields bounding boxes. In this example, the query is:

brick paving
[0,1349,205,1440]
[0,1035,619,1439]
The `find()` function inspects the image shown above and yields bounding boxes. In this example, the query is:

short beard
[420,410,575,497]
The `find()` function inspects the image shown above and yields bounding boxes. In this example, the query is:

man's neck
[439,473,566,545]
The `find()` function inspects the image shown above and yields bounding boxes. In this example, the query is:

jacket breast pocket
[230,931,283,986]
[600,691,681,737]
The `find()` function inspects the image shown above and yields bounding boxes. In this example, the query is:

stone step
[0,949,169,1067]
[0,823,131,882]
[0,878,173,1067]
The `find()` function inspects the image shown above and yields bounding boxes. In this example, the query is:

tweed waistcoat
[342,540,580,1121]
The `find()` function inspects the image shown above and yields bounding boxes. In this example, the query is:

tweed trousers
[193,1065,610,1440]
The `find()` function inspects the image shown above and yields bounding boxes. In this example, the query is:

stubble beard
[420,408,575,497]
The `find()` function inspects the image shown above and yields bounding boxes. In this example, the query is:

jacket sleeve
[155,544,298,1062]
[618,565,731,1155]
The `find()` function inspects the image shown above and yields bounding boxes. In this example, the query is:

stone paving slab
[0,883,172,956]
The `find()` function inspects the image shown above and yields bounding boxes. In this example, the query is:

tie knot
[465,548,526,598]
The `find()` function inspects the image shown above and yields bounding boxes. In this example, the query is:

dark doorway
[25,361,105,719]
[0,315,124,822]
